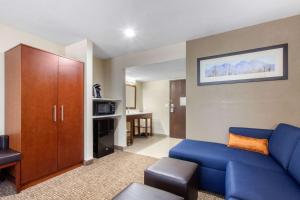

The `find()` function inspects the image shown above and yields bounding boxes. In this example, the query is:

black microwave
[93,101,116,115]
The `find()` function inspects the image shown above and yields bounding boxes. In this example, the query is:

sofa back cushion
[229,127,273,139]
[288,141,300,184]
[269,123,300,169]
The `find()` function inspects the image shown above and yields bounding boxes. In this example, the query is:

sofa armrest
[229,127,273,139]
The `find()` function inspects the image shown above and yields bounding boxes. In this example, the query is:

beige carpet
[0,151,223,200]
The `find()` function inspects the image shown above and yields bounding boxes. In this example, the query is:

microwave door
[98,103,106,114]
[99,103,110,114]
[94,102,115,115]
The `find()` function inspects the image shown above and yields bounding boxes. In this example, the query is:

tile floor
[124,134,182,158]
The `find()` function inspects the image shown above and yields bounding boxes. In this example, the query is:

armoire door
[21,46,58,184]
[57,57,84,170]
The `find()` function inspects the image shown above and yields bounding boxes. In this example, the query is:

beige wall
[143,80,170,135]
[65,39,94,161]
[93,57,106,97]
[0,24,65,135]
[186,15,300,144]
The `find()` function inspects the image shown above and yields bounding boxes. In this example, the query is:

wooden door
[170,80,186,139]
[57,57,84,170]
[21,45,58,184]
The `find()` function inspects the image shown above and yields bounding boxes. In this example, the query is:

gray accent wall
[186,15,300,144]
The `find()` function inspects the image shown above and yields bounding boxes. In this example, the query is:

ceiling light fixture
[124,28,136,38]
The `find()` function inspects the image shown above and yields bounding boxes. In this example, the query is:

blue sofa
[169,123,300,200]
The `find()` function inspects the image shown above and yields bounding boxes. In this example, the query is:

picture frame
[126,84,136,109]
[197,44,288,86]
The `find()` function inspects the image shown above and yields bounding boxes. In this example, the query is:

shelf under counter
[92,114,122,119]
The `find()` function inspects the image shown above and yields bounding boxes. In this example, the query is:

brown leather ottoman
[113,182,183,200]
[144,157,198,200]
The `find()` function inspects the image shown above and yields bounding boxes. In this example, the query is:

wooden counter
[126,112,153,145]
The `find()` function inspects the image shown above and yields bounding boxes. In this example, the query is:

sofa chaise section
[169,127,281,194]
[226,138,300,200]
[226,161,300,200]
[169,123,300,197]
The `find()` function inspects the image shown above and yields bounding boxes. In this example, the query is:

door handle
[170,104,175,113]
[53,105,57,122]
[61,105,64,122]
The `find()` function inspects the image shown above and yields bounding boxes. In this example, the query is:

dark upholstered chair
[0,135,21,192]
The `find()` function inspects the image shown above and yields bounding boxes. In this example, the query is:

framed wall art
[197,44,288,86]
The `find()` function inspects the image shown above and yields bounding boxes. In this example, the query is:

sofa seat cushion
[269,123,300,169]
[226,161,300,200]
[0,149,21,165]
[169,140,283,172]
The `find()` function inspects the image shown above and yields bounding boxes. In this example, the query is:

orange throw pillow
[228,133,269,155]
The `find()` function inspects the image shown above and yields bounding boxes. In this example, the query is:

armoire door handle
[53,105,57,122]
[61,105,64,122]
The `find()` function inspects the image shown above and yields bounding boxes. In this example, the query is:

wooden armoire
[5,44,84,188]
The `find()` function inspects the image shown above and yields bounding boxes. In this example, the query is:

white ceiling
[126,59,186,82]
[0,0,300,59]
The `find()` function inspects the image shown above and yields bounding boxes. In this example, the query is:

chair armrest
[229,127,273,139]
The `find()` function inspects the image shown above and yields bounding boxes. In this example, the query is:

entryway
[124,59,186,158]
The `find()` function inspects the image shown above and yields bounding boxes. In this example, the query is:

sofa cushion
[229,127,273,139]
[269,123,300,169]
[288,141,300,185]
[228,133,269,155]
[0,149,21,165]
[169,140,283,173]
[226,161,300,200]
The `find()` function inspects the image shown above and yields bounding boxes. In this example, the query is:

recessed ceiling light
[123,28,136,38]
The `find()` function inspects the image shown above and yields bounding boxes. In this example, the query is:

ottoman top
[145,157,198,184]
[113,183,183,200]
